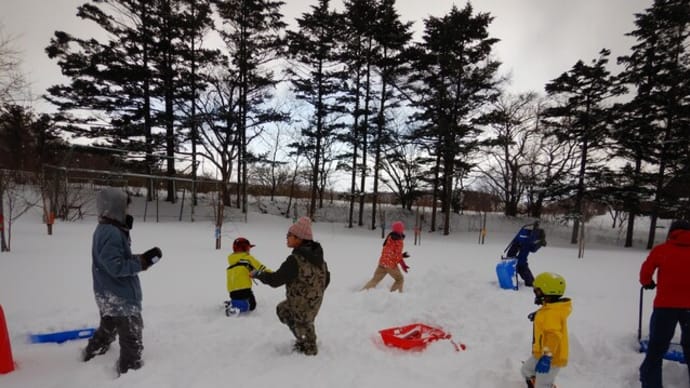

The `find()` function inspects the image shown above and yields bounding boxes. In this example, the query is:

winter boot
[225,299,250,317]
[82,343,109,362]
[116,358,143,376]
[301,343,318,356]
[292,340,305,353]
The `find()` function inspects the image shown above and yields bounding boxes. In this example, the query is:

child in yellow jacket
[521,272,572,388]
[225,237,270,315]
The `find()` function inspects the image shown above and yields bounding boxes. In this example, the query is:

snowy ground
[0,197,687,388]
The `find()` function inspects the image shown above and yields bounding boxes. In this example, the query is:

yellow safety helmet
[533,272,566,296]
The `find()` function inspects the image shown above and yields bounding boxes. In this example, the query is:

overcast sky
[1,0,652,111]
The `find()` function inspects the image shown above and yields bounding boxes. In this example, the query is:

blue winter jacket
[91,188,143,316]
[512,227,543,264]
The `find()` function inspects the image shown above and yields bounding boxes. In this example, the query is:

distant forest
[0,0,688,250]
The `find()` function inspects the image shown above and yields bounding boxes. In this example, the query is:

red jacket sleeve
[639,249,658,286]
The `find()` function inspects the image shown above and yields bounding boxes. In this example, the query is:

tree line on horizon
[0,0,688,250]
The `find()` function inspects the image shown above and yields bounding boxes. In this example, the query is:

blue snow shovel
[29,327,96,344]
[637,287,686,363]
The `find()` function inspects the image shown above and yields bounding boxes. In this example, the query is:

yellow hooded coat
[531,298,572,367]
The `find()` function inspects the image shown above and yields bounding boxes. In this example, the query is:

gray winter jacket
[92,188,143,316]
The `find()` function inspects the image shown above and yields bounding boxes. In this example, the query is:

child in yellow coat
[522,272,572,388]
[225,237,270,315]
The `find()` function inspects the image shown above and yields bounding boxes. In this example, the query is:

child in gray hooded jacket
[82,188,163,375]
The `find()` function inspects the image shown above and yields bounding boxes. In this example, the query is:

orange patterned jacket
[378,232,405,269]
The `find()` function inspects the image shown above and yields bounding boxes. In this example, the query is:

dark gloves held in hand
[535,353,552,374]
[400,258,410,273]
[643,281,656,290]
[249,269,264,280]
[402,251,410,258]
[527,311,536,322]
[125,214,134,230]
[140,247,162,270]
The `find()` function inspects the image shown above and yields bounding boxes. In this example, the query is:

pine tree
[175,0,219,207]
[337,0,379,228]
[408,3,501,235]
[368,0,412,230]
[543,49,625,244]
[285,0,345,219]
[616,0,690,248]
[45,0,211,202]
[214,0,287,213]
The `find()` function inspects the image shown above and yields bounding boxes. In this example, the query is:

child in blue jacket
[505,222,546,287]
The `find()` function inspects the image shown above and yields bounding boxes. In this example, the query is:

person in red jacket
[639,219,690,388]
[361,221,410,292]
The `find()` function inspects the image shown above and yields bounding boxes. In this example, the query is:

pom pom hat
[288,216,313,240]
[392,221,405,234]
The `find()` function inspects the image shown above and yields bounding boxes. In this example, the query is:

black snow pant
[230,288,257,311]
[639,307,690,388]
[83,313,144,374]
[516,260,534,287]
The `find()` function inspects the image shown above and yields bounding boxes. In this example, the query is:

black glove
[140,247,162,270]
[402,251,410,258]
[125,214,134,230]
[643,281,656,290]
[528,311,536,321]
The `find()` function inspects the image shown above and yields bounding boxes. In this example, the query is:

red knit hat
[392,221,405,234]
[233,237,255,253]
[288,216,313,240]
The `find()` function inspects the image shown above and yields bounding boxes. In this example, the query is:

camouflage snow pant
[277,300,318,355]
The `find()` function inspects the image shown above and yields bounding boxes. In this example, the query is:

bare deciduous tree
[478,92,539,216]
[0,170,41,252]
[0,25,27,105]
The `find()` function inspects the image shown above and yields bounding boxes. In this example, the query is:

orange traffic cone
[0,304,15,374]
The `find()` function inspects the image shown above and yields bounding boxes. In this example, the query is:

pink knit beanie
[392,221,405,234]
[289,216,314,240]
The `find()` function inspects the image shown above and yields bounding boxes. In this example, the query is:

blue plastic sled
[637,287,686,364]
[639,339,685,363]
[29,328,96,344]
[496,258,518,290]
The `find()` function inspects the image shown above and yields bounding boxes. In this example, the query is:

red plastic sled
[379,323,452,351]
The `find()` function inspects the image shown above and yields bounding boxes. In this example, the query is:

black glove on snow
[140,247,163,270]
[643,281,656,290]
[402,251,410,258]
[528,311,536,322]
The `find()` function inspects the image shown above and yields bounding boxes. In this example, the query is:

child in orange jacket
[361,221,410,292]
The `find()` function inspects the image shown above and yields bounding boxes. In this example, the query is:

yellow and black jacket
[227,252,269,292]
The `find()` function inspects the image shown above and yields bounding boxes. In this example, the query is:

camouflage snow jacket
[257,241,329,322]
